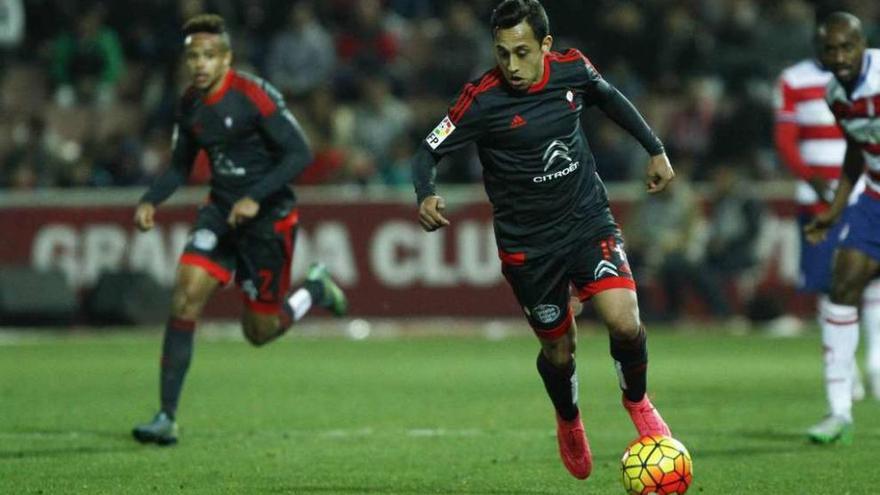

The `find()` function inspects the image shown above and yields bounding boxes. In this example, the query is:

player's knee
[241,318,277,347]
[541,335,575,367]
[242,324,270,347]
[829,278,864,306]
[171,284,207,319]
[604,314,640,341]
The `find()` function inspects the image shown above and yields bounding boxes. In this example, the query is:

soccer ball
[620,435,693,494]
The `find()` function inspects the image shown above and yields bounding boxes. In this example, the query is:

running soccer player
[412,0,673,480]
[131,14,347,446]
[775,38,880,409]
[805,11,880,444]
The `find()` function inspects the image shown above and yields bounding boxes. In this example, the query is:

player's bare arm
[645,153,675,193]
[134,202,157,232]
[805,138,862,243]
[418,195,450,232]
[227,196,260,227]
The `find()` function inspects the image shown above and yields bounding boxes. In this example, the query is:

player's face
[817,25,865,84]
[494,21,552,92]
[184,33,232,92]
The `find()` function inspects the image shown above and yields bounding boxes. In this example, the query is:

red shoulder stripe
[549,48,595,70]
[449,70,501,123]
[230,73,277,117]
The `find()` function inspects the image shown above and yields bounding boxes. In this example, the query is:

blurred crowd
[1,0,879,191]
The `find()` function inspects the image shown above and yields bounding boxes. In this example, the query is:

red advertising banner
[0,187,809,319]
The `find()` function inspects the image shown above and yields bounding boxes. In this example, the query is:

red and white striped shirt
[774,59,846,213]
[827,49,880,201]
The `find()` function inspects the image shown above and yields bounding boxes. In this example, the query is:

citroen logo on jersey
[533,140,580,183]
[542,140,573,172]
[594,260,619,279]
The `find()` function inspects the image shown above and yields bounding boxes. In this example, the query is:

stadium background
[3,0,879,325]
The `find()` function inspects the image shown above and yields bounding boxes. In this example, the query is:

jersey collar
[203,69,235,105]
[527,54,551,94]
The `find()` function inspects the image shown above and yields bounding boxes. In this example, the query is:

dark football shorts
[179,202,298,314]
[499,229,636,340]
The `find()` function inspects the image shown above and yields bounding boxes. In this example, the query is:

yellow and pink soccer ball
[620,435,693,494]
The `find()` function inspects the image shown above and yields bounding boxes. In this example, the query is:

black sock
[304,280,325,306]
[160,317,196,418]
[610,326,648,402]
[536,351,579,421]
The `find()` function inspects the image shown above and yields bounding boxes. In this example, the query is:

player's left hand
[228,196,260,227]
[646,153,675,193]
[804,211,836,244]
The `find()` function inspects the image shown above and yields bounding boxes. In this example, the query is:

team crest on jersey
[566,89,576,109]
[224,116,233,128]
[425,115,456,150]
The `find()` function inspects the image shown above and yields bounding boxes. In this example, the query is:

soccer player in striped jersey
[805,12,880,444]
[775,31,880,410]
[412,0,674,480]
[130,14,347,446]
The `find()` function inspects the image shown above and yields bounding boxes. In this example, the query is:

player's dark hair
[183,14,231,49]
[490,0,549,42]
[816,11,864,40]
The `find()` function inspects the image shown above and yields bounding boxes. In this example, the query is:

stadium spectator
[49,3,125,108]
[266,2,336,100]
[625,167,705,322]
[0,0,24,70]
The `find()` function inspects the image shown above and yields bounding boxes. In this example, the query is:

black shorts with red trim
[179,201,298,314]
[500,229,635,340]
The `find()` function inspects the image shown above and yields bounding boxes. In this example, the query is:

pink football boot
[555,412,593,480]
[622,395,672,437]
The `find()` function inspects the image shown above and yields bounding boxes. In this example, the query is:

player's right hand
[134,203,156,232]
[804,211,836,244]
[418,195,451,232]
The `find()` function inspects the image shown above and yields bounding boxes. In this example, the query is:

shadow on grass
[0,444,140,460]
[0,428,141,459]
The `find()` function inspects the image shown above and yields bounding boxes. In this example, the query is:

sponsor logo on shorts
[425,115,456,150]
[192,229,218,251]
[533,304,561,324]
[594,259,619,279]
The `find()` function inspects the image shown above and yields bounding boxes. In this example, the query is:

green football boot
[807,415,853,445]
[306,262,348,317]
[132,411,179,446]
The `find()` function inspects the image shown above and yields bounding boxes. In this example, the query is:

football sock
[286,288,313,322]
[862,283,880,381]
[819,297,858,422]
[536,351,579,421]
[610,326,648,403]
[160,317,196,419]
[304,279,325,307]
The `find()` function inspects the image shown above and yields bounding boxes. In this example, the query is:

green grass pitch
[1,323,878,494]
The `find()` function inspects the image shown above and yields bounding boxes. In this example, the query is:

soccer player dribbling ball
[805,11,880,445]
[411,0,675,480]
[131,14,347,446]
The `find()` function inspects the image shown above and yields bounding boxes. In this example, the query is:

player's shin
[610,326,648,402]
[536,350,579,421]
[819,297,859,421]
[861,283,880,398]
[160,317,196,418]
